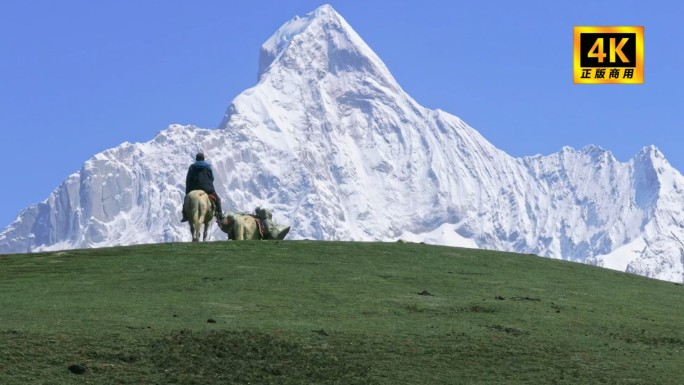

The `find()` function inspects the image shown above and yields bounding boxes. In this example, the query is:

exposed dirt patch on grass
[489,325,529,336]
[509,296,541,302]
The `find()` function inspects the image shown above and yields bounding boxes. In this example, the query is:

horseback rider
[181,152,225,223]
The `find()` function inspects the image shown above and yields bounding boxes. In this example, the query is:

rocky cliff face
[1,5,682,283]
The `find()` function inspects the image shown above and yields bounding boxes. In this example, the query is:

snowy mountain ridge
[1,4,682,283]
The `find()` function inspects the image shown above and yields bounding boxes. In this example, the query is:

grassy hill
[0,241,682,384]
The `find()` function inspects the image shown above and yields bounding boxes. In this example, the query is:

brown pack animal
[182,190,214,242]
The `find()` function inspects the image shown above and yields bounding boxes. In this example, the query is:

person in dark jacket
[182,153,225,222]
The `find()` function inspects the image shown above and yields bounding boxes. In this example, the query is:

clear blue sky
[0,0,682,228]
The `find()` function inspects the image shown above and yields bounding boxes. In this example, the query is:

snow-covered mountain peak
[633,145,671,171]
[222,3,419,140]
[257,4,396,88]
[579,144,610,157]
[634,146,684,200]
[260,4,337,62]
[556,144,613,161]
[631,145,674,192]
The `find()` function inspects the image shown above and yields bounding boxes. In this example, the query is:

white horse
[182,190,214,242]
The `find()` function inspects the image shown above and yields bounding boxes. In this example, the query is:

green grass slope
[1,241,682,384]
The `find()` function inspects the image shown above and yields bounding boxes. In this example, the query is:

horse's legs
[202,222,210,242]
[189,222,198,242]
[196,215,205,242]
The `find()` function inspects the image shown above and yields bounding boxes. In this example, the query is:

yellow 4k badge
[573,26,644,84]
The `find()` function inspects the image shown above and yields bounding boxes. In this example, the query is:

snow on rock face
[1,5,683,283]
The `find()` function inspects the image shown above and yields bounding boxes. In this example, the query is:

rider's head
[195,153,205,161]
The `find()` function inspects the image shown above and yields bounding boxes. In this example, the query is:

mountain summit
[1,5,682,283]
[256,4,392,84]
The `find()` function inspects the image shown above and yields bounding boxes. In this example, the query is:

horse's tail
[192,193,203,225]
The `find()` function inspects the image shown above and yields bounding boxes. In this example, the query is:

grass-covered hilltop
[1,241,682,384]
